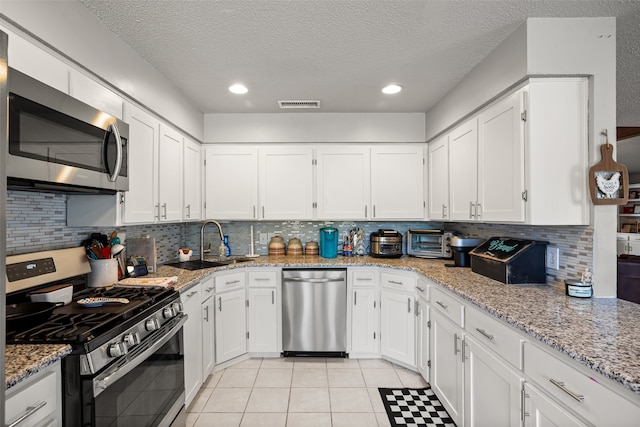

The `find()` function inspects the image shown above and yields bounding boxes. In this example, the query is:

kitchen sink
[164,257,254,271]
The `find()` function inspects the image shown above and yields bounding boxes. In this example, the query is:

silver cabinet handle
[218,296,222,311]
[549,378,584,403]
[442,204,447,219]
[354,291,357,306]
[204,304,209,322]
[521,388,530,421]
[416,286,425,292]
[373,205,376,218]
[356,277,373,281]
[436,300,448,310]
[225,280,240,285]
[155,203,160,219]
[106,123,123,182]
[469,201,475,219]
[365,205,368,218]
[253,206,256,219]
[462,341,468,361]
[186,204,191,218]
[162,203,167,219]
[253,278,272,282]
[407,298,411,313]
[271,290,275,305]
[388,280,404,286]
[476,202,482,219]
[475,328,494,341]
[185,290,198,298]
[6,401,47,427]
[262,206,265,218]
[454,333,460,354]
[205,286,215,293]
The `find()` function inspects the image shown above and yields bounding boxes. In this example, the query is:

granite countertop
[5,344,72,390]
[8,254,640,397]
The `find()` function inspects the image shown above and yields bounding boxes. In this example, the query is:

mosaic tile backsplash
[6,190,593,287]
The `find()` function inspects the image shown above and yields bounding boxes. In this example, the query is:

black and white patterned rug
[378,387,456,426]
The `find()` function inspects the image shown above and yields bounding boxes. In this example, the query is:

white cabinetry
[180,284,202,406]
[183,137,202,221]
[523,384,586,427]
[380,271,416,366]
[158,124,183,222]
[617,233,640,256]
[201,277,216,379]
[215,271,247,364]
[371,145,425,219]
[69,69,123,119]
[349,269,379,356]
[416,285,429,380]
[427,135,449,220]
[204,146,258,219]
[316,146,371,219]
[449,117,478,222]
[259,146,314,220]
[5,361,62,427]
[248,270,280,354]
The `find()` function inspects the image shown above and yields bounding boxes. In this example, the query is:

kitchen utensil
[319,227,338,258]
[111,243,126,278]
[6,302,58,331]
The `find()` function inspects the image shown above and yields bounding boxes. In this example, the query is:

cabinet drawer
[351,269,378,287]
[248,271,278,288]
[6,367,59,427]
[380,271,416,293]
[466,304,523,369]
[524,342,640,425]
[430,286,464,328]
[215,271,246,292]
[200,277,216,301]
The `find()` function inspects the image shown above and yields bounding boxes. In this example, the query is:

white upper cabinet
[183,137,202,221]
[427,135,450,220]
[205,146,259,219]
[477,89,525,222]
[371,145,425,219]
[158,124,184,222]
[69,69,123,120]
[316,145,371,220]
[449,118,478,221]
[259,146,314,220]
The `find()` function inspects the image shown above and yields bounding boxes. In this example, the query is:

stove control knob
[145,318,160,331]
[163,306,176,319]
[107,342,127,358]
[171,302,183,314]
[124,332,141,347]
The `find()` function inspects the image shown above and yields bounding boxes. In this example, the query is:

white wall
[425,17,617,297]
[204,113,425,143]
[0,1,204,140]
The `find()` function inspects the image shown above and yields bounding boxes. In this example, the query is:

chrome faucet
[200,220,225,261]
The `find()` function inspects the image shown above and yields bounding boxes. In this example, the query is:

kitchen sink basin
[164,257,254,271]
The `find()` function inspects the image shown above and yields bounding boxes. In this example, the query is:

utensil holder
[88,258,118,287]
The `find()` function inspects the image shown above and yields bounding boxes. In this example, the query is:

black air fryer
[447,236,485,267]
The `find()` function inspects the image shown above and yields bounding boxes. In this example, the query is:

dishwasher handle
[283,277,345,283]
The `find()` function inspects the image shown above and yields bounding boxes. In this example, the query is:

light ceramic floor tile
[185,412,199,427]
[331,412,379,427]
[239,412,287,427]
[357,359,394,369]
[293,357,326,369]
[194,412,243,427]
[395,366,428,388]
[254,368,293,387]
[325,358,361,369]
[187,387,214,413]
[375,411,392,427]
[204,370,224,388]
[361,368,403,388]
[260,358,295,369]
[202,387,251,413]
[245,387,290,413]
[329,387,374,413]
[217,368,259,388]
[291,368,328,387]
[288,387,330,413]
[327,368,365,387]
[367,387,387,413]
[285,412,332,427]
[233,358,264,369]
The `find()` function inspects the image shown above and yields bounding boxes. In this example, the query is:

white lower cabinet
[523,383,586,427]
[248,270,279,354]
[215,272,247,364]
[380,289,415,366]
[201,278,216,379]
[463,335,524,427]
[430,308,464,426]
[5,361,61,427]
[180,285,202,407]
[350,269,379,356]
[416,297,429,380]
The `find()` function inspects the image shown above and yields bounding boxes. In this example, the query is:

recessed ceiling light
[229,84,248,94]
[382,84,402,95]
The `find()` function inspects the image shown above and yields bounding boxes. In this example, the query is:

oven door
[90,316,186,427]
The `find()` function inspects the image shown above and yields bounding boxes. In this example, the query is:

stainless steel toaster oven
[406,229,453,258]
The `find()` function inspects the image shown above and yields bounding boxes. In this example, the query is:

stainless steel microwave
[406,229,453,259]
[7,68,129,194]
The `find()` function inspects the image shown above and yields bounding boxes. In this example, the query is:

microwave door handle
[107,123,123,182]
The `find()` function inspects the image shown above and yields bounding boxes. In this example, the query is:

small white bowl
[29,284,73,305]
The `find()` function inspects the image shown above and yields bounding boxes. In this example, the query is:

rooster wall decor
[588,130,629,205]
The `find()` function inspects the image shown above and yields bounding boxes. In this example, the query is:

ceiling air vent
[278,100,321,109]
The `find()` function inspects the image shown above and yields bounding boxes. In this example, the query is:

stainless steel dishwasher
[282,269,347,357]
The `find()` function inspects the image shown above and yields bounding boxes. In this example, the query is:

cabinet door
[202,295,215,379]
[316,146,370,219]
[371,145,424,219]
[617,236,629,255]
[180,287,202,406]
[416,299,429,380]
[380,290,415,366]
[477,89,525,222]
[351,287,378,354]
[430,309,463,425]
[183,137,202,221]
[259,146,314,220]
[449,118,478,221]
[248,287,278,353]
[158,125,183,222]
[69,69,123,119]
[428,135,449,220]
[628,235,640,256]
[205,146,258,219]
[215,288,247,364]
[524,384,586,427]
[464,336,523,427]
[123,103,159,224]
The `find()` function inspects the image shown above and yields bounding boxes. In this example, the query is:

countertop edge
[5,344,72,390]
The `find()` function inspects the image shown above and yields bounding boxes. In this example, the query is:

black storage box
[470,237,548,284]
[617,255,640,304]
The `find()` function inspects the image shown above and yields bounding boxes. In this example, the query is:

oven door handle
[92,315,187,398]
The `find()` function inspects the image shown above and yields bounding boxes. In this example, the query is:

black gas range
[5,247,186,427]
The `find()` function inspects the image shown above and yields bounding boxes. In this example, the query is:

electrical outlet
[546,246,560,270]
[259,233,268,245]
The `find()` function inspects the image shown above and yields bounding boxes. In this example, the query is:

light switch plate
[546,246,560,270]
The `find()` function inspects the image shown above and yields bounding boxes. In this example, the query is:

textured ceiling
[80,0,640,127]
